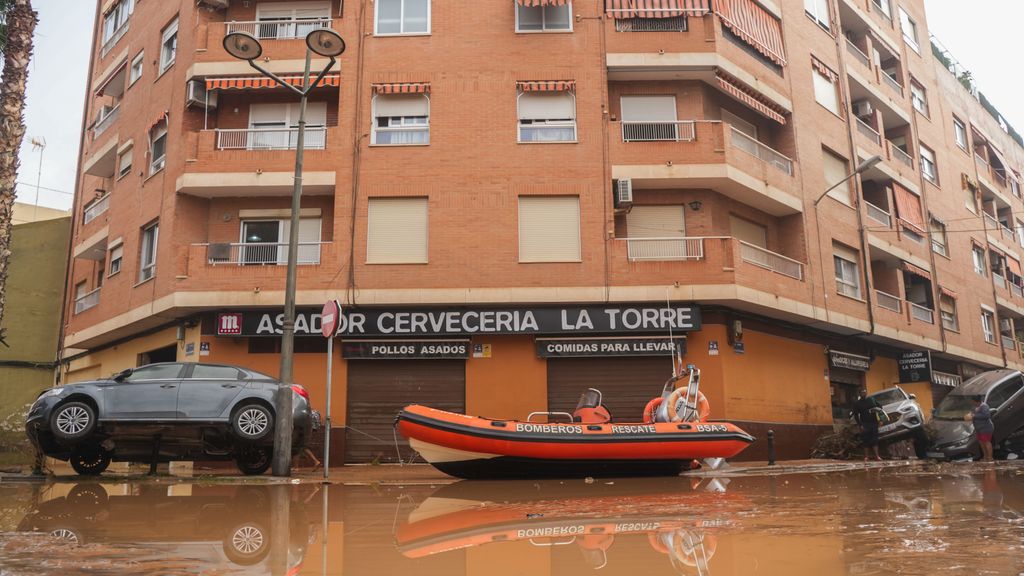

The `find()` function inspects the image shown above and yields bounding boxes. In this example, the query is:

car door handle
[221,384,239,389]
[160,384,177,389]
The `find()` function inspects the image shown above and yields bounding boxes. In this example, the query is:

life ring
[666,389,710,422]
[643,398,663,423]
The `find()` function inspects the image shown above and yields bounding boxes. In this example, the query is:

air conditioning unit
[186,79,218,110]
[615,179,634,207]
[852,100,874,118]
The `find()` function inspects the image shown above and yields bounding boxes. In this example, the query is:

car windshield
[935,395,976,420]
[870,389,906,406]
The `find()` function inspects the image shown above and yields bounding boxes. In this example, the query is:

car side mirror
[113,368,133,382]
[909,394,917,400]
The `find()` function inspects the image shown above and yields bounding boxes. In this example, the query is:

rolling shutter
[374,93,429,117]
[729,215,767,248]
[367,198,428,264]
[626,205,685,237]
[518,196,581,262]
[518,92,575,121]
[620,96,677,122]
[547,357,673,423]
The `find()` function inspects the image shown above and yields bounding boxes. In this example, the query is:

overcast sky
[11,1,1024,210]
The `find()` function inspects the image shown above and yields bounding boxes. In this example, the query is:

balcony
[74,288,101,315]
[93,104,121,139]
[845,37,870,68]
[909,302,934,324]
[887,141,913,169]
[855,118,882,147]
[865,201,891,228]
[624,237,704,261]
[610,121,800,216]
[215,127,327,151]
[83,194,110,225]
[739,241,803,280]
[994,272,1008,290]
[1003,335,1018,350]
[224,19,332,41]
[195,242,326,266]
[875,289,902,313]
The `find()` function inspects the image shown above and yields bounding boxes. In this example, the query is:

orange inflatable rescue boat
[396,365,755,479]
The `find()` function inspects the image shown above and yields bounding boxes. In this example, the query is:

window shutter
[729,215,767,247]
[367,198,428,263]
[281,217,322,264]
[626,205,685,238]
[620,96,677,122]
[822,149,852,204]
[832,242,859,263]
[518,196,581,262]
[518,92,575,120]
[813,70,839,115]
[374,94,429,117]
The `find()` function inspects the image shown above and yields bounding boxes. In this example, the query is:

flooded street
[1,463,1023,575]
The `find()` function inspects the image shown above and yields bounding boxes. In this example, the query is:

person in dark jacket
[853,392,883,461]
[966,395,995,462]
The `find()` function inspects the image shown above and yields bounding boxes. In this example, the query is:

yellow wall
[466,335,548,420]
[62,327,180,383]
[865,356,935,417]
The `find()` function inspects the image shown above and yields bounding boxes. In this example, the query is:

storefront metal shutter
[547,357,675,423]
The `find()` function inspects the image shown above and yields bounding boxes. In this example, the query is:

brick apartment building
[62,0,1024,462]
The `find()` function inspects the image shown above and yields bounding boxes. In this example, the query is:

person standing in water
[966,395,995,462]
[853,391,884,462]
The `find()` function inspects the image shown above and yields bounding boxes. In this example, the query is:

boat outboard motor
[573,388,611,424]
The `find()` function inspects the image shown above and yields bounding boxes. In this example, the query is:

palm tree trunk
[0,0,37,341]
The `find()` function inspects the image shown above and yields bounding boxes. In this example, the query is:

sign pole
[324,333,333,481]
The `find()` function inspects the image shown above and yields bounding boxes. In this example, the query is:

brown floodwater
[1,463,1023,575]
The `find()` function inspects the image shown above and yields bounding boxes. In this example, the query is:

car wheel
[49,527,83,546]
[69,445,111,476]
[50,401,97,442]
[232,404,273,442]
[223,521,270,565]
[235,446,272,476]
[68,483,108,512]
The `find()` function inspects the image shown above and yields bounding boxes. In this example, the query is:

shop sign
[898,350,932,383]
[341,340,470,360]
[829,350,871,372]
[536,337,686,358]
[231,305,701,337]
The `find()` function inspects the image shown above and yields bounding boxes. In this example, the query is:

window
[517,1,571,32]
[518,90,577,143]
[625,205,688,259]
[930,219,948,257]
[125,363,184,381]
[160,18,178,74]
[118,146,133,179]
[981,309,996,344]
[872,0,891,19]
[239,217,322,264]
[366,198,428,264]
[953,117,967,150]
[254,1,332,39]
[898,8,918,52]
[939,293,958,331]
[129,51,144,86]
[101,0,134,53]
[371,94,429,145]
[150,122,167,175]
[518,196,581,262]
[1017,220,1024,248]
[721,109,757,139]
[249,102,328,149]
[804,0,830,29]
[973,244,987,276]
[620,96,679,141]
[965,186,978,213]
[375,0,430,35]
[987,377,1024,409]
[910,80,928,116]
[822,148,852,205]
[812,65,841,116]
[190,365,243,380]
[833,243,861,299]
[139,221,158,282]
[920,144,937,184]
[109,245,123,276]
[730,215,767,248]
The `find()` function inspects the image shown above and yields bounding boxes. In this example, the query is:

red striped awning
[892,182,925,234]
[605,0,711,18]
[205,74,341,91]
[149,111,168,132]
[939,286,958,299]
[715,71,786,125]
[371,83,431,95]
[517,0,568,5]
[1008,257,1023,277]
[811,56,838,83]
[714,0,787,66]
[901,262,932,281]
[517,80,575,92]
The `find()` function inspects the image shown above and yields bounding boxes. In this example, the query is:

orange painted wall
[466,335,548,420]
[865,357,935,418]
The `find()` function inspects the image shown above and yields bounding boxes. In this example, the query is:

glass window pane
[190,365,242,380]
[517,5,543,30]
[544,5,571,29]
[404,0,429,33]
[377,0,402,33]
[126,364,183,381]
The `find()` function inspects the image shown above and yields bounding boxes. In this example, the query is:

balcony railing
[199,242,326,266]
[887,141,914,169]
[729,127,793,176]
[93,104,121,138]
[865,201,891,228]
[909,302,934,324]
[984,212,999,231]
[739,241,803,280]
[875,290,902,313]
[621,121,696,142]
[225,19,332,40]
[1003,335,1017,350]
[74,288,101,314]
[614,15,687,32]
[100,23,129,57]
[216,127,327,151]
[856,118,881,146]
[845,37,870,67]
[994,272,1007,290]
[881,72,903,95]
[1002,225,1016,243]
[993,168,1009,188]
[372,125,430,146]
[1013,283,1023,298]
[83,194,110,225]
[624,237,704,261]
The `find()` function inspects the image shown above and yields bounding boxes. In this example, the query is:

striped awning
[901,262,932,281]
[518,0,568,5]
[517,80,575,92]
[715,71,786,125]
[149,111,168,132]
[811,56,838,83]
[713,0,787,66]
[371,83,431,95]
[605,0,711,18]
[1008,257,1023,277]
[939,286,957,299]
[892,182,925,234]
[205,74,341,91]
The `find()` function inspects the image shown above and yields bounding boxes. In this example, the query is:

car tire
[223,522,270,565]
[235,446,272,476]
[69,445,111,476]
[50,401,97,442]
[67,483,108,511]
[231,404,274,442]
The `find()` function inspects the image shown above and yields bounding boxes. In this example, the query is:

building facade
[63,0,1024,462]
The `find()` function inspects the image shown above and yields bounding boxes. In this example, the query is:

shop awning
[713,0,787,66]
[205,74,341,91]
[715,71,786,125]
[901,261,932,281]
[939,286,957,299]
[518,0,568,5]
[892,182,925,234]
[516,80,575,92]
[605,0,711,18]
[371,83,431,94]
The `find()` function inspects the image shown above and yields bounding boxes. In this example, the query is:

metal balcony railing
[74,288,101,314]
[621,121,696,142]
[887,141,914,169]
[216,127,327,151]
[875,290,902,312]
[729,127,793,176]
[1003,335,1017,350]
[225,19,333,40]
[94,104,121,138]
[865,201,892,228]
[739,241,803,280]
[856,118,881,146]
[83,195,110,225]
[624,237,704,261]
[201,242,327,266]
[909,302,934,324]
[614,15,687,32]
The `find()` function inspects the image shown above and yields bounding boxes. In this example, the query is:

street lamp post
[223,28,346,476]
